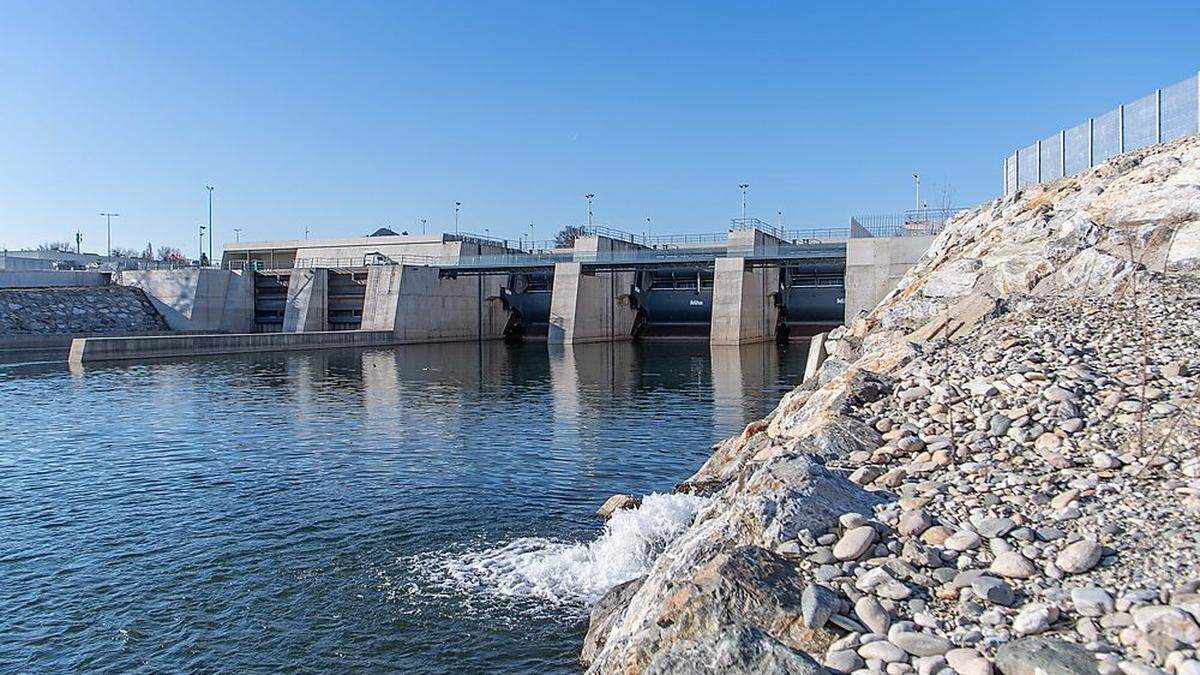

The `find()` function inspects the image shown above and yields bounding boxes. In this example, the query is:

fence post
[1155,88,1162,143]
[1014,150,1020,189]
[1003,157,1009,195]
[1088,117,1094,166]
[1035,140,1042,182]
[1059,129,1067,178]
[1118,104,1125,154]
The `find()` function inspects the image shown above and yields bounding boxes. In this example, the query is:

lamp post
[100,212,119,257]
[646,216,652,243]
[529,222,534,250]
[912,173,920,213]
[233,227,242,242]
[739,184,749,222]
[205,186,214,267]
[454,202,461,234]
[198,224,206,266]
[585,193,594,229]
[777,210,783,228]
[420,218,427,235]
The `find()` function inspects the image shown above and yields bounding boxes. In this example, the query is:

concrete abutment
[548,262,637,344]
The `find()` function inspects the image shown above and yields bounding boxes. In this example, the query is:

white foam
[414,492,706,607]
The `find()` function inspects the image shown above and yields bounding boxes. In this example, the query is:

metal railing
[579,224,641,243]
[1004,72,1199,195]
[849,207,968,238]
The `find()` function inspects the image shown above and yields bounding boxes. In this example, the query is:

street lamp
[454,202,461,234]
[777,210,783,228]
[912,173,920,213]
[528,222,535,250]
[198,224,206,266]
[420,218,427,235]
[206,186,214,267]
[738,184,749,222]
[100,212,119,257]
[233,227,242,242]
[585,193,595,229]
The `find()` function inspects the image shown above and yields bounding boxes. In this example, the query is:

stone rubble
[0,286,167,335]
[582,136,1200,674]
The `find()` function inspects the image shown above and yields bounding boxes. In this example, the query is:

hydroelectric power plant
[62,215,948,362]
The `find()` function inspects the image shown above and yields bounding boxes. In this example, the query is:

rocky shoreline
[581,136,1200,674]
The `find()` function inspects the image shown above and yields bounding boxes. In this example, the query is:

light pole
[420,218,427,235]
[454,202,461,234]
[100,212,119,257]
[304,225,310,239]
[198,224,206,265]
[585,193,594,229]
[912,173,920,213]
[206,186,214,267]
[646,216,652,243]
[233,227,242,242]
[777,210,783,228]
[739,184,749,222]
[529,222,534,250]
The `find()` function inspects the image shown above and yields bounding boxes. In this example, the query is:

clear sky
[2,1,1198,255]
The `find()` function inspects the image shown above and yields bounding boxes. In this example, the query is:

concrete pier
[117,269,255,333]
[709,258,781,345]
[547,262,636,344]
[283,268,328,332]
[843,236,935,320]
[360,265,509,342]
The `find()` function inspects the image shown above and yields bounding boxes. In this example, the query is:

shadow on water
[0,339,805,674]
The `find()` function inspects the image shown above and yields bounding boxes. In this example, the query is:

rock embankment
[583,134,1200,674]
[0,286,168,335]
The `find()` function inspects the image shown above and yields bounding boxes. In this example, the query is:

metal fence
[1004,72,1200,195]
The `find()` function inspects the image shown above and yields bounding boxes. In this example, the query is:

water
[0,340,806,673]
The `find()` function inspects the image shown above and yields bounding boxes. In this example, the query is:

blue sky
[1,1,1198,254]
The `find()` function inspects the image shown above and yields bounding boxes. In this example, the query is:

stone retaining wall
[0,286,169,335]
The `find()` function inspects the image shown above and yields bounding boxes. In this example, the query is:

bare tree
[554,225,588,248]
[37,241,74,252]
[110,246,140,258]
[156,246,187,263]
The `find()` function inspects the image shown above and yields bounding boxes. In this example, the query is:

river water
[0,341,806,673]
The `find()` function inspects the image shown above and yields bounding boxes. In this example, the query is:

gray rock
[854,595,892,634]
[643,623,825,675]
[858,639,908,663]
[990,551,1039,579]
[596,493,642,519]
[1056,539,1102,574]
[824,649,864,673]
[1013,603,1058,636]
[833,525,878,561]
[1131,605,1200,644]
[971,576,1015,606]
[891,629,953,657]
[801,584,840,629]
[581,576,644,667]
[995,636,1100,674]
[945,530,983,551]
[976,516,1016,539]
[1071,587,1115,617]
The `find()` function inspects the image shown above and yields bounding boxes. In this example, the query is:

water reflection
[0,339,806,674]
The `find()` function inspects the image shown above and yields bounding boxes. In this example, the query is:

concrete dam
[69,222,935,361]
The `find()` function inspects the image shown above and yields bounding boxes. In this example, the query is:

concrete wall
[116,269,255,333]
[709,257,781,346]
[726,227,786,253]
[359,265,508,342]
[547,262,637,344]
[69,329,402,363]
[843,236,934,320]
[282,268,328,332]
[0,270,110,287]
[572,235,646,260]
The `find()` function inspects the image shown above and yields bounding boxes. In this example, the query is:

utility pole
[912,173,921,213]
[739,184,749,222]
[585,193,595,229]
[454,202,461,234]
[100,212,119,257]
[206,186,214,267]
[233,227,242,242]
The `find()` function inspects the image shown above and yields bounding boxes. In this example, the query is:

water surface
[0,341,805,673]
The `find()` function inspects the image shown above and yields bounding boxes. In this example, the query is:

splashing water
[411,493,707,608]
